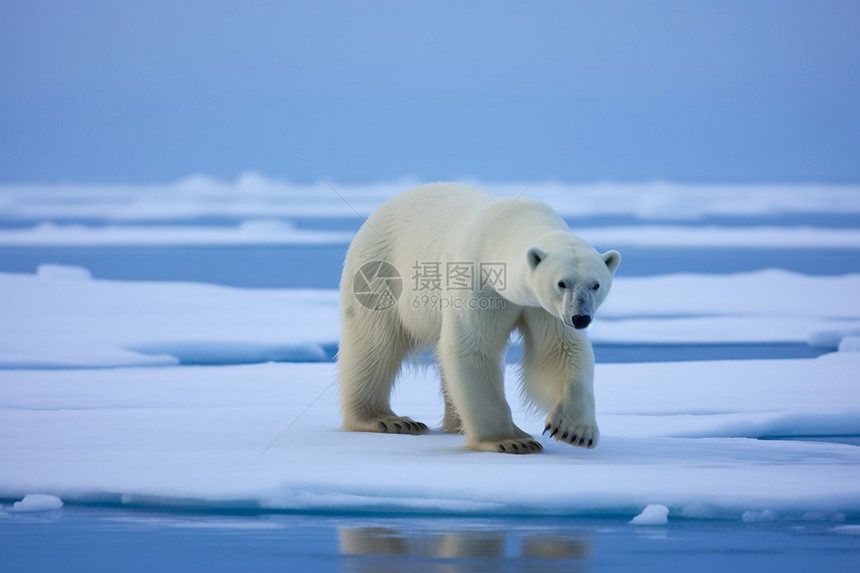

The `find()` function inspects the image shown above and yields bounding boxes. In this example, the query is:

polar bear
[338,183,620,454]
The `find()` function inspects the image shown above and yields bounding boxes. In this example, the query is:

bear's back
[371,182,493,230]
[358,183,494,257]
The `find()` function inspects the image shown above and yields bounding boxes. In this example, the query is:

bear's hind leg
[440,370,464,434]
[338,313,427,435]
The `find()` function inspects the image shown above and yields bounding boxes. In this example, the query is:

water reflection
[339,525,593,571]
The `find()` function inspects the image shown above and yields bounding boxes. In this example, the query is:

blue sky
[1,0,859,184]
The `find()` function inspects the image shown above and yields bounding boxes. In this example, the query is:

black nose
[572,315,592,329]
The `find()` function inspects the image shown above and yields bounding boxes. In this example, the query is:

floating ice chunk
[36,264,92,280]
[838,337,860,352]
[630,504,669,525]
[742,509,777,522]
[11,494,64,512]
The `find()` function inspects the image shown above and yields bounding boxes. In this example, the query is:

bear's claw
[543,420,599,449]
[376,418,427,435]
[495,438,543,454]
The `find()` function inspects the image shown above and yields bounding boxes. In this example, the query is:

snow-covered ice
[1,354,858,518]
[1,178,858,523]
[10,494,64,512]
[838,337,860,352]
[0,271,338,368]
[35,263,93,280]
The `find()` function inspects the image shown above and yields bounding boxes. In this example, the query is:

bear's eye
[592,283,600,291]
[557,280,566,289]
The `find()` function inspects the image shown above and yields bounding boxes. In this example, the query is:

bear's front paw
[543,418,599,449]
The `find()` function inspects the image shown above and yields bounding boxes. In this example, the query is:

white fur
[338,183,620,453]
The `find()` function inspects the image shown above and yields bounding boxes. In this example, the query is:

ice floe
[0,356,857,518]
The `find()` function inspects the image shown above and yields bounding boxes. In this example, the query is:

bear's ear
[602,250,621,274]
[526,247,546,270]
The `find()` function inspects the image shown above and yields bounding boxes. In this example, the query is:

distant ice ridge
[3,222,860,248]
[1,357,858,518]
[0,174,858,220]
[0,220,355,246]
[2,269,860,369]
[831,525,860,536]
[743,509,778,523]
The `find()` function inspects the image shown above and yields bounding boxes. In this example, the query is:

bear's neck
[500,259,543,307]
[478,235,545,308]
[471,198,570,307]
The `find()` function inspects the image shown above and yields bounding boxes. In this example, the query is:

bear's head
[526,234,620,330]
